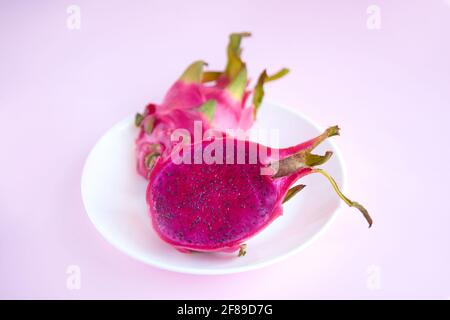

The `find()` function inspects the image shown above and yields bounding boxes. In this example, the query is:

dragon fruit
[147,126,372,256]
[135,32,288,179]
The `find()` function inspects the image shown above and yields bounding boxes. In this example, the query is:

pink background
[1,0,449,299]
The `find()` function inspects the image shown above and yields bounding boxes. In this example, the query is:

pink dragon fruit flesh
[147,126,372,256]
[135,32,289,179]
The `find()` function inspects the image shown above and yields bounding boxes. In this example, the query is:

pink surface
[1,0,449,299]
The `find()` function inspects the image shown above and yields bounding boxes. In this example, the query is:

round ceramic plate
[81,102,345,274]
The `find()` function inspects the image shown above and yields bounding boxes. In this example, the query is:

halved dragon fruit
[147,126,372,256]
[135,32,288,179]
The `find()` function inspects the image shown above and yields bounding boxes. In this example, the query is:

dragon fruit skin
[135,33,288,179]
[160,65,252,132]
[146,126,372,255]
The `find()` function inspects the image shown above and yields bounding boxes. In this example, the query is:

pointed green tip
[225,32,251,79]
[326,126,340,137]
[198,99,217,122]
[253,70,268,117]
[266,68,290,82]
[282,184,306,204]
[180,60,207,84]
[229,32,252,51]
[145,152,160,169]
[304,151,333,167]
[253,68,289,118]
[135,113,144,127]
[144,117,155,134]
[227,67,247,101]
[238,244,247,257]
[231,32,252,37]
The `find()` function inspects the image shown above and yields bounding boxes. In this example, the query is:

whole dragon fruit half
[147,126,372,256]
[135,32,289,179]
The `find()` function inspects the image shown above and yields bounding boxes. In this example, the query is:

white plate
[81,102,345,275]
